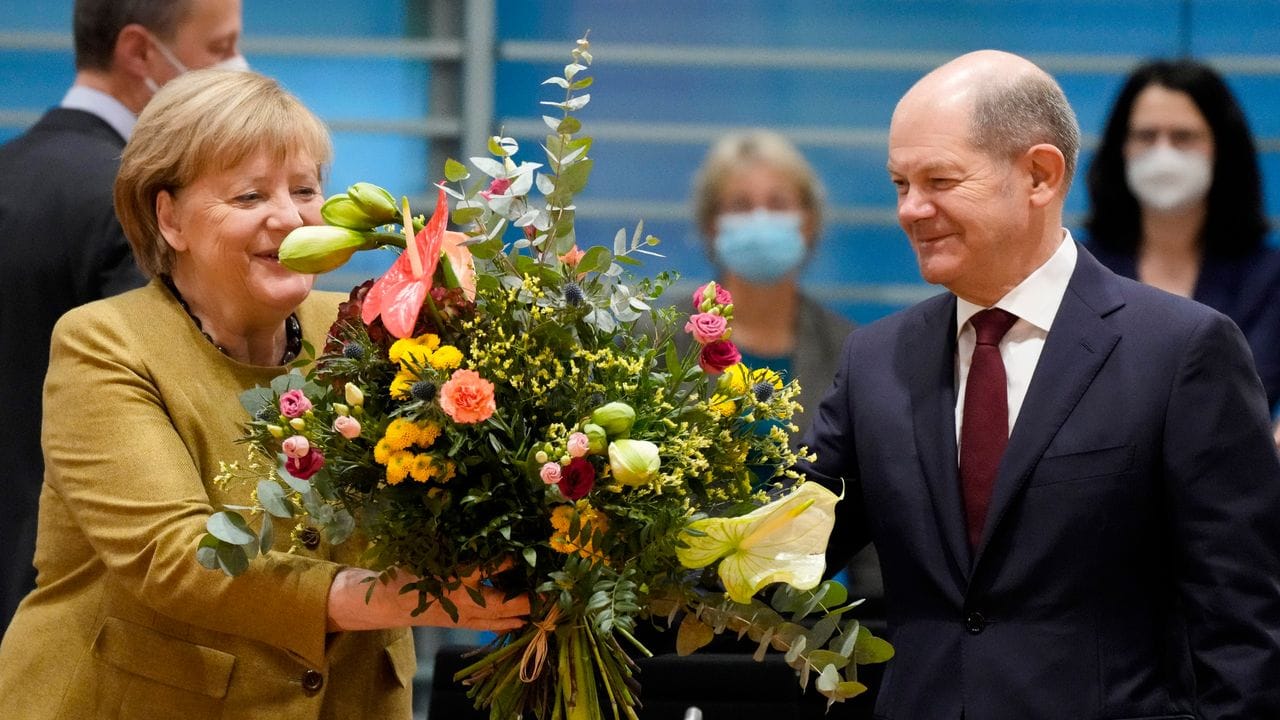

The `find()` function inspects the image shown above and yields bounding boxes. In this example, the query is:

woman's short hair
[692,129,826,243]
[1085,59,1268,257]
[115,69,333,277]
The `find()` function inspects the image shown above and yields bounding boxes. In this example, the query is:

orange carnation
[439,369,496,424]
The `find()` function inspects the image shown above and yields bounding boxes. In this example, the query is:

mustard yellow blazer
[0,281,414,719]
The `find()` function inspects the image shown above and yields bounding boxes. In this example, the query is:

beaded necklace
[162,275,302,365]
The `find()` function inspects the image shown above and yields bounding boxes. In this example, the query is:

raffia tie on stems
[519,604,563,683]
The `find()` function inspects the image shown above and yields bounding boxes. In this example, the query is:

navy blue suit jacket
[802,245,1280,720]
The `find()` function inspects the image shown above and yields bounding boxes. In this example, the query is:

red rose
[699,340,742,374]
[558,457,596,500]
[286,449,325,480]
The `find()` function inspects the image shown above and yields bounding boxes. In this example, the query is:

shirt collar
[60,85,136,141]
[955,229,1078,337]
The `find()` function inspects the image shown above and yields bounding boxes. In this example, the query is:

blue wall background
[4,1,1279,324]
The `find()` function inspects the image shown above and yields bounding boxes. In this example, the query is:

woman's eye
[293,186,319,199]
[234,192,262,203]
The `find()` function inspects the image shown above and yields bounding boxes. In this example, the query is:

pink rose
[540,462,562,485]
[281,435,311,459]
[566,432,590,458]
[684,312,729,345]
[558,457,595,501]
[286,449,325,480]
[692,282,733,311]
[699,340,742,374]
[333,415,362,440]
[439,369,496,424]
[279,389,312,419]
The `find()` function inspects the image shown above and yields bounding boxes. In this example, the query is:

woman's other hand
[327,567,529,632]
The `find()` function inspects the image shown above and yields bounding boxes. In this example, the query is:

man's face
[886,98,1032,305]
[151,0,243,83]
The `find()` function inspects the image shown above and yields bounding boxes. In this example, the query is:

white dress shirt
[61,85,136,141]
[955,231,1078,446]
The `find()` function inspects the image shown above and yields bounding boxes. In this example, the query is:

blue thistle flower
[563,282,585,306]
[411,380,437,401]
[752,381,775,403]
[343,343,365,360]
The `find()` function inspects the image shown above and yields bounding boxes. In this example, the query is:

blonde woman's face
[715,162,814,242]
[159,148,322,323]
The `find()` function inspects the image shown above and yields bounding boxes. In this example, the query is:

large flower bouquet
[200,37,890,719]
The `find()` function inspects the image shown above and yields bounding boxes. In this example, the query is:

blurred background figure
[692,129,850,440]
[1084,59,1280,417]
[0,0,245,636]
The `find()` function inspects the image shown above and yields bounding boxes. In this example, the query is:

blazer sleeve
[799,330,871,573]
[41,307,338,670]
[1163,311,1280,716]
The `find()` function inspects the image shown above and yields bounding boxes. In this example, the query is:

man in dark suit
[804,50,1280,719]
[0,0,244,635]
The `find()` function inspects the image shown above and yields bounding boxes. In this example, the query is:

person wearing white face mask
[1085,59,1280,433]
[0,0,244,637]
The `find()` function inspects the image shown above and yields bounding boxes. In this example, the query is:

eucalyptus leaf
[570,77,594,91]
[563,94,591,111]
[278,460,312,494]
[326,509,356,545]
[239,386,274,417]
[444,158,469,182]
[612,228,626,256]
[535,173,556,196]
[556,116,581,135]
[207,511,256,545]
[258,515,275,553]
[542,76,570,88]
[470,156,505,178]
[196,535,221,570]
[522,547,538,567]
[542,115,561,132]
[215,542,249,576]
[269,371,306,395]
[257,480,294,519]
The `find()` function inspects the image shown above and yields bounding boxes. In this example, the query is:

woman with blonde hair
[0,69,526,719]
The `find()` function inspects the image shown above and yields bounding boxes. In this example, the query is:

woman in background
[1086,59,1280,415]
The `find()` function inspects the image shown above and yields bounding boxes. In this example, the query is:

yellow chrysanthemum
[719,363,751,395]
[384,418,418,451]
[385,451,413,485]
[388,333,440,364]
[429,345,463,370]
[752,367,784,389]
[389,370,417,400]
[416,421,441,448]
[373,438,393,464]
[409,453,437,483]
[549,502,608,562]
[708,393,737,418]
[438,460,456,483]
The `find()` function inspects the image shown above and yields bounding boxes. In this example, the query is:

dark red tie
[960,308,1019,551]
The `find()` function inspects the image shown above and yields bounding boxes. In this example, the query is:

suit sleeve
[798,330,871,575]
[41,308,338,670]
[1164,312,1280,716]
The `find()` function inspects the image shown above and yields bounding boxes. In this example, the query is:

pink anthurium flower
[361,187,449,338]
[440,230,477,300]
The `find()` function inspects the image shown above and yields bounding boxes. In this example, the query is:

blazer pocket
[1029,444,1135,488]
[384,630,417,688]
[93,616,236,699]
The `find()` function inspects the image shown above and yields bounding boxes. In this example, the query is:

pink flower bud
[540,462,563,485]
[332,415,362,440]
[567,432,591,458]
[282,435,311,459]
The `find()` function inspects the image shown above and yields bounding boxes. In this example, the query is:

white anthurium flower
[676,481,839,604]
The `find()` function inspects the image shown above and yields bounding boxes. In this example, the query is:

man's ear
[1024,143,1067,207]
[155,189,188,252]
[112,23,154,80]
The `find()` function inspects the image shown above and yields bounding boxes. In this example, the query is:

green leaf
[326,509,356,545]
[576,245,611,275]
[195,535,220,570]
[256,480,294,519]
[546,158,593,206]
[279,461,312,494]
[676,613,715,656]
[215,542,249,576]
[556,116,582,135]
[444,158,469,182]
[522,547,538,567]
[853,631,895,665]
[451,206,483,226]
[269,371,306,395]
[806,650,850,672]
[239,386,274,417]
[258,516,275,553]
[207,511,256,545]
[570,76,594,91]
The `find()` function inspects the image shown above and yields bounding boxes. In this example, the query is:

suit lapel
[973,247,1124,561]
[907,294,970,581]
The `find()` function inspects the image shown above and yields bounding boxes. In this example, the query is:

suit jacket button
[965,612,987,634]
[299,527,321,550]
[301,669,324,693]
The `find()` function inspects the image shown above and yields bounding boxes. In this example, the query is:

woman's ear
[1024,143,1067,208]
[155,189,188,252]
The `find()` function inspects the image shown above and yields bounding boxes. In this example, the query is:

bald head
[897,50,1080,190]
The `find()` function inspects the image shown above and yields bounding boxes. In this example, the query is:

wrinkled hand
[327,567,529,633]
